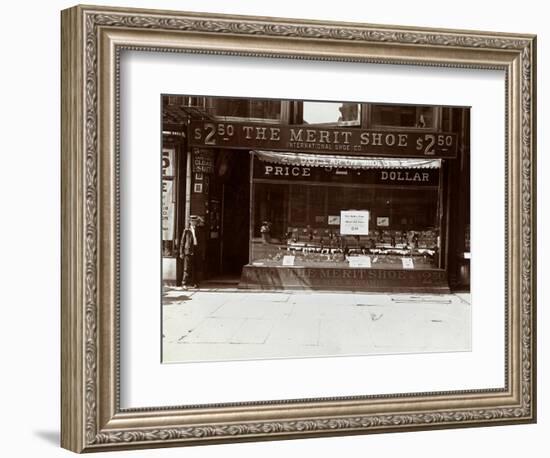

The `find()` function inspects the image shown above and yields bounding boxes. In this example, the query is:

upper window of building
[370,104,436,129]
[302,101,361,126]
[210,98,282,121]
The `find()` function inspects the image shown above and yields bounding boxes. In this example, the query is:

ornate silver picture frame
[61,4,536,453]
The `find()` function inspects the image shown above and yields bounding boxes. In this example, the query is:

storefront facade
[162,97,470,292]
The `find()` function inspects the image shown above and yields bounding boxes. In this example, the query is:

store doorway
[219,151,250,277]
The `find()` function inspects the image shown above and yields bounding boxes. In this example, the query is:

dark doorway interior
[220,151,250,276]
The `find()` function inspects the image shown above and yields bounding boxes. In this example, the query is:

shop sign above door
[189,121,458,159]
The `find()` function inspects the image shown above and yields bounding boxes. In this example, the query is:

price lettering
[416,134,454,155]
[194,123,236,146]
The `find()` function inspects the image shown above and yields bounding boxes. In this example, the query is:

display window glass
[250,153,441,270]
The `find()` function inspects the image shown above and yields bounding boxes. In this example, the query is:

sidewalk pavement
[162,287,471,363]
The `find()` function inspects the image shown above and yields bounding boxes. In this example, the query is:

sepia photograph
[161,96,471,363]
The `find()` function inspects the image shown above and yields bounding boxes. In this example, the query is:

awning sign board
[190,121,457,159]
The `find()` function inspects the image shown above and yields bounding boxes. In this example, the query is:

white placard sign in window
[348,256,372,268]
[402,257,415,269]
[282,255,295,266]
[340,210,369,235]
[377,216,390,227]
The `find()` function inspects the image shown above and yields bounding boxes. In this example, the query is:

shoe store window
[250,151,442,271]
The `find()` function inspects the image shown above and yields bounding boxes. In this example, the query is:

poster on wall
[340,210,370,235]
[162,147,175,177]
[162,179,174,240]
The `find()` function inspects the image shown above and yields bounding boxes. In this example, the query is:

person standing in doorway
[179,216,199,289]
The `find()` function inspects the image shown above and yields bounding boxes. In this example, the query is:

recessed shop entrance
[203,150,250,282]
[221,152,250,275]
